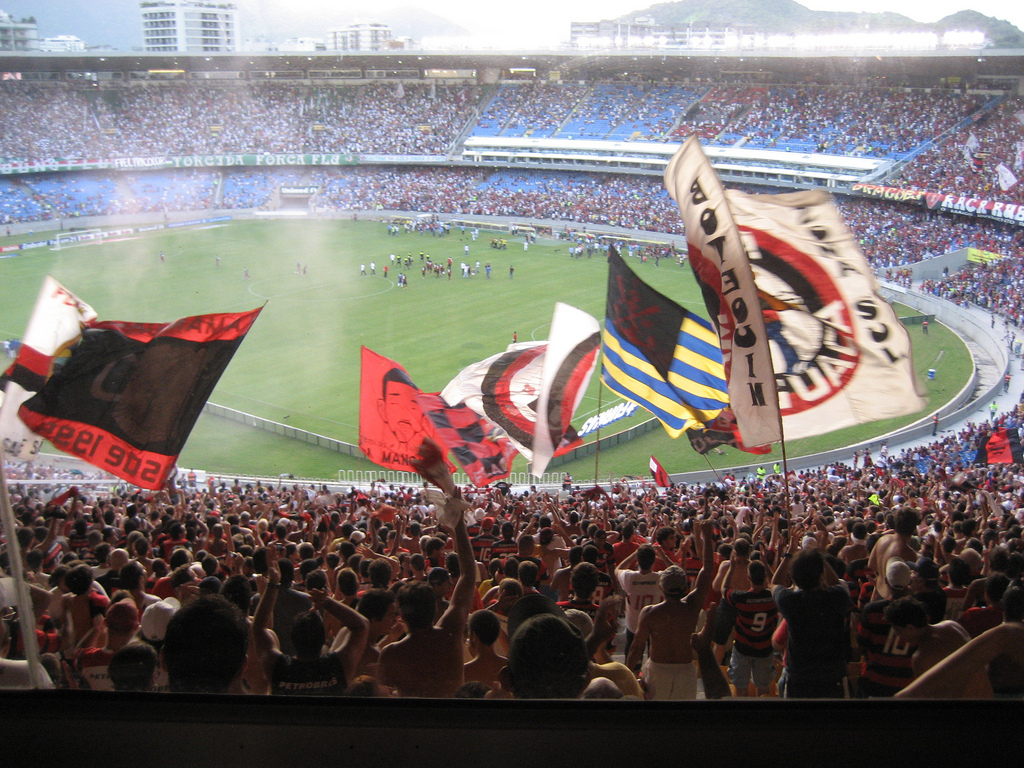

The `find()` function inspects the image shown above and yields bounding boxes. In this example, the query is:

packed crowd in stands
[3,397,1024,700]
[5,163,1024,280]
[0,82,478,159]
[722,86,976,157]
[834,197,1024,270]
[1,80,1023,216]
[894,96,1024,207]
[922,258,1024,326]
[0,80,992,165]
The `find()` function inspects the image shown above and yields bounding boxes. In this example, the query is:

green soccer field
[0,218,970,482]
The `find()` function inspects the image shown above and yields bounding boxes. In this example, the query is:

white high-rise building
[0,10,39,52]
[141,1,239,53]
[327,22,393,52]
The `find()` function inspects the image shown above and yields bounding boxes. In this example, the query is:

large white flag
[532,303,600,477]
[441,306,599,474]
[664,136,781,448]
[724,188,927,439]
[996,162,1018,191]
[0,277,96,461]
[441,342,548,462]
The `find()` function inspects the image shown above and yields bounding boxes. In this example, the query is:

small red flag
[650,455,670,488]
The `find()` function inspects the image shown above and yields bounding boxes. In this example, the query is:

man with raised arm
[251,557,369,696]
[772,527,852,698]
[378,491,476,697]
[625,519,715,700]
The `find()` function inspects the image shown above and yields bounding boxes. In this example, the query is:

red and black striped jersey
[725,588,778,657]
[857,598,917,695]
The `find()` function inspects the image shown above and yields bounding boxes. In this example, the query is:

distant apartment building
[327,22,392,52]
[141,1,239,52]
[0,10,39,51]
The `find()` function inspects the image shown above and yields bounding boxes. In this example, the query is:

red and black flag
[649,455,670,488]
[416,393,516,487]
[359,346,450,473]
[686,408,772,455]
[18,308,261,490]
[976,427,1024,465]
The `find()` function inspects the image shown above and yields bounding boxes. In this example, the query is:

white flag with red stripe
[0,277,96,461]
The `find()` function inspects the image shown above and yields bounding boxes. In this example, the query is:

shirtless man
[838,521,869,565]
[897,583,1024,699]
[884,596,971,678]
[463,609,507,688]
[378,499,475,697]
[867,508,920,600]
[625,519,714,700]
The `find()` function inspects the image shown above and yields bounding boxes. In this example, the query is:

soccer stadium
[2,29,1024,764]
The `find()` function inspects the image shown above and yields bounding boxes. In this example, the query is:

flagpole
[776,403,793,520]
[702,453,723,483]
[593,360,604,486]
[0,452,45,688]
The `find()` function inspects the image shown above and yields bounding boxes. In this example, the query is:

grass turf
[0,218,969,482]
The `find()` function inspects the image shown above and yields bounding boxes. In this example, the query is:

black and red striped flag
[18,308,261,490]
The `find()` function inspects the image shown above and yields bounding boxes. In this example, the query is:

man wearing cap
[625,520,715,700]
[74,599,139,691]
[856,558,917,697]
[867,508,920,602]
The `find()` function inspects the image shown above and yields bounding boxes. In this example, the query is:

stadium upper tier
[1,80,1023,204]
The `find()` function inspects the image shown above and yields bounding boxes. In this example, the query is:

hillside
[621,0,1024,46]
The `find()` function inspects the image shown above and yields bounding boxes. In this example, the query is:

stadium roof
[1,48,1023,82]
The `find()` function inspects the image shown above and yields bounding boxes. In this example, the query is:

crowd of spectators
[8,164,1024,283]
[834,197,1024,270]
[0,82,478,160]
[2,80,1024,206]
[721,86,975,157]
[921,257,1024,326]
[4,397,1024,700]
[894,96,1024,207]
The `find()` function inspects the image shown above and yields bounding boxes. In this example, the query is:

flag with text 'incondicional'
[664,136,781,449]
[531,302,601,478]
[17,308,261,490]
[976,427,1024,465]
[440,341,583,464]
[0,277,97,462]
[602,247,728,439]
[724,187,926,439]
[359,346,451,474]
[415,393,517,487]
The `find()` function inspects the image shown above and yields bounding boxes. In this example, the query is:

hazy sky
[8,0,1024,49]
[324,0,1024,46]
